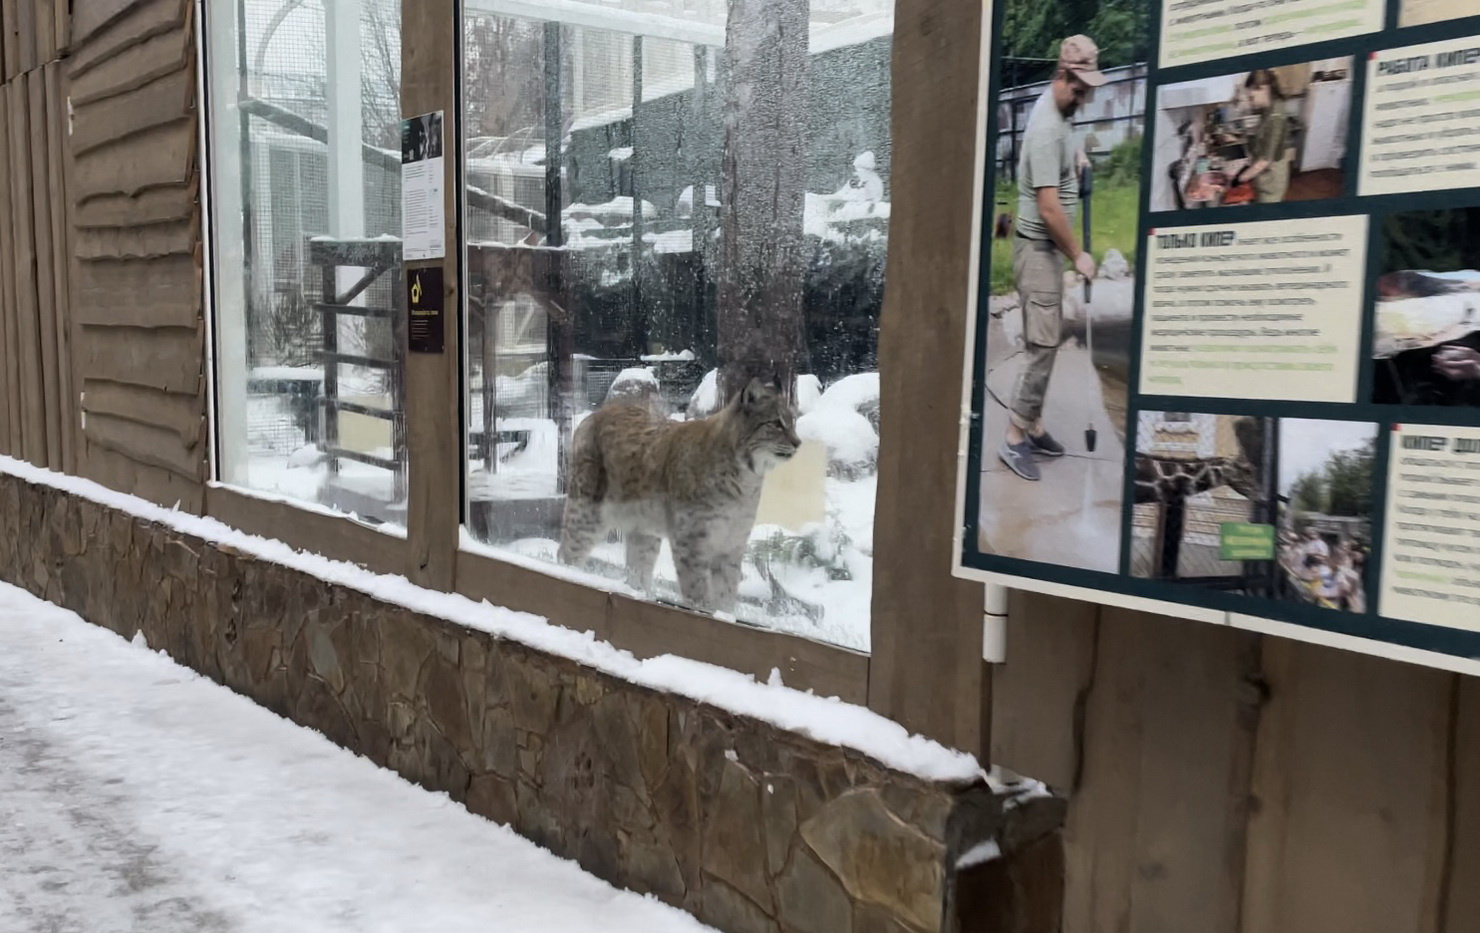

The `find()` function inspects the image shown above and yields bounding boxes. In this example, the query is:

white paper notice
[1139,215,1368,402]
[1380,423,1480,629]
[401,111,446,261]
[1360,37,1480,197]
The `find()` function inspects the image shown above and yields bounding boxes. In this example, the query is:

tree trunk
[716,0,810,402]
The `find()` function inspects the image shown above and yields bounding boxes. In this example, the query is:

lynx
[558,378,802,614]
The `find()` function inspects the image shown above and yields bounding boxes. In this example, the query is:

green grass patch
[987,177,1140,296]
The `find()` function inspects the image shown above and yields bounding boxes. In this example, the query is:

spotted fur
[558,378,801,614]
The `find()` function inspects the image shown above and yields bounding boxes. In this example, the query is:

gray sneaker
[1028,430,1065,457]
[998,438,1041,481]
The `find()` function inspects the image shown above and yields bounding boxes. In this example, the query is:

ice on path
[0,582,714,933]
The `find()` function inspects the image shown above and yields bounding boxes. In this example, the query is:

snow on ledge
[0,456,985,785]
[207,481,409,539]
[954,840,1002,870]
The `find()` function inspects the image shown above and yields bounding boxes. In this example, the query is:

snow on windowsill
[457,528,637,597]
[0,455,984,785]
[207,481,409,540]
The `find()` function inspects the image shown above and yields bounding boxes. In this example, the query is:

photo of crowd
[1274,419,1377,612]
[1278,527,1369,612]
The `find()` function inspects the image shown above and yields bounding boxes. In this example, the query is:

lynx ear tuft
[742,377,767,408]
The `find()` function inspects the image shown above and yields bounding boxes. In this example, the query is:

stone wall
[0,472,1063,933]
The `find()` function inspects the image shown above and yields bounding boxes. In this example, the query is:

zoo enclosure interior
[204,0,897,658]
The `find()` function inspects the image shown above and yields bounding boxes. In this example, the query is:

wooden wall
[0,0,75,474]
[0,0,207,509]
[68,0,207,510]
[993,591,1480,933]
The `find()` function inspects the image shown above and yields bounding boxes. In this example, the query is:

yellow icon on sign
[411,275,422,305]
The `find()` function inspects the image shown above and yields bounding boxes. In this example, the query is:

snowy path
[0,583,712,933]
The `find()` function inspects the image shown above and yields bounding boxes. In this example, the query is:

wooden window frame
[196,0,986,753]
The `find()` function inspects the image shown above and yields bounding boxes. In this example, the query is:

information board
[954,0,1480,672]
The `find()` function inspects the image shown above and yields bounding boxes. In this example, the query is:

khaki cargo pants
[1009,236,1064,430]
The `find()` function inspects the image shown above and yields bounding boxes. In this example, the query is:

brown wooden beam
[867,0,988,755]
[402,0,460,590]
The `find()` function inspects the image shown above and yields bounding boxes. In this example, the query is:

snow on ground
[0,455,980,782]
[0,582,714,933]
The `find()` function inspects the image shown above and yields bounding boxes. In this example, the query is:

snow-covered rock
[605,367,661,405]
[817,373,881,433]
[799,406,877,478]
[801,373,882,477]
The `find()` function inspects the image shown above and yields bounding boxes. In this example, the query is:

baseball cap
[1059,35,1107,87]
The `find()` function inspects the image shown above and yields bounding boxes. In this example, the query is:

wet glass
[206,0,409,531]
[459,0,892,650]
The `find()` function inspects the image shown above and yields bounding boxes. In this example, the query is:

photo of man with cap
[998,34,1104,482]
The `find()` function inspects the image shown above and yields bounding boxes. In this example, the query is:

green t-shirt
[1251,109,1290,165]
[1016,90,1079,242]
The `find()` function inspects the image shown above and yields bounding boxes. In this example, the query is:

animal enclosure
[205,0,897,651]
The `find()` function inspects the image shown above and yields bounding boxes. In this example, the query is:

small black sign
[408,266,445,354]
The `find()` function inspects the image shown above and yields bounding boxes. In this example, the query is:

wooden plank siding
[0,5,86,471]
[30,68,63,469]
[0,81,17,455]
[992,590,1480,933]
[46,61,76,474]
[1,0,19,83]
[8,74,46,466]
[65,0,207,507]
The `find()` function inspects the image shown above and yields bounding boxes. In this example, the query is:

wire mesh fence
[241,0,403,373]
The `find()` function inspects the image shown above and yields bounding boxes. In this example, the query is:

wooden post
[403,0,460,589]
[541,21,572,495]
[29,69,62,470]
[690,44,715,361]
[631,34,646,356]
[0,81,16,456]
[715,0,808,400]
[9,75,45,466]
[45,62,76,476]
[867,0,988,755]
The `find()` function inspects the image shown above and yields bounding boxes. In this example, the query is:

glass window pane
[207,0,408,531]
[461,0,890,651]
